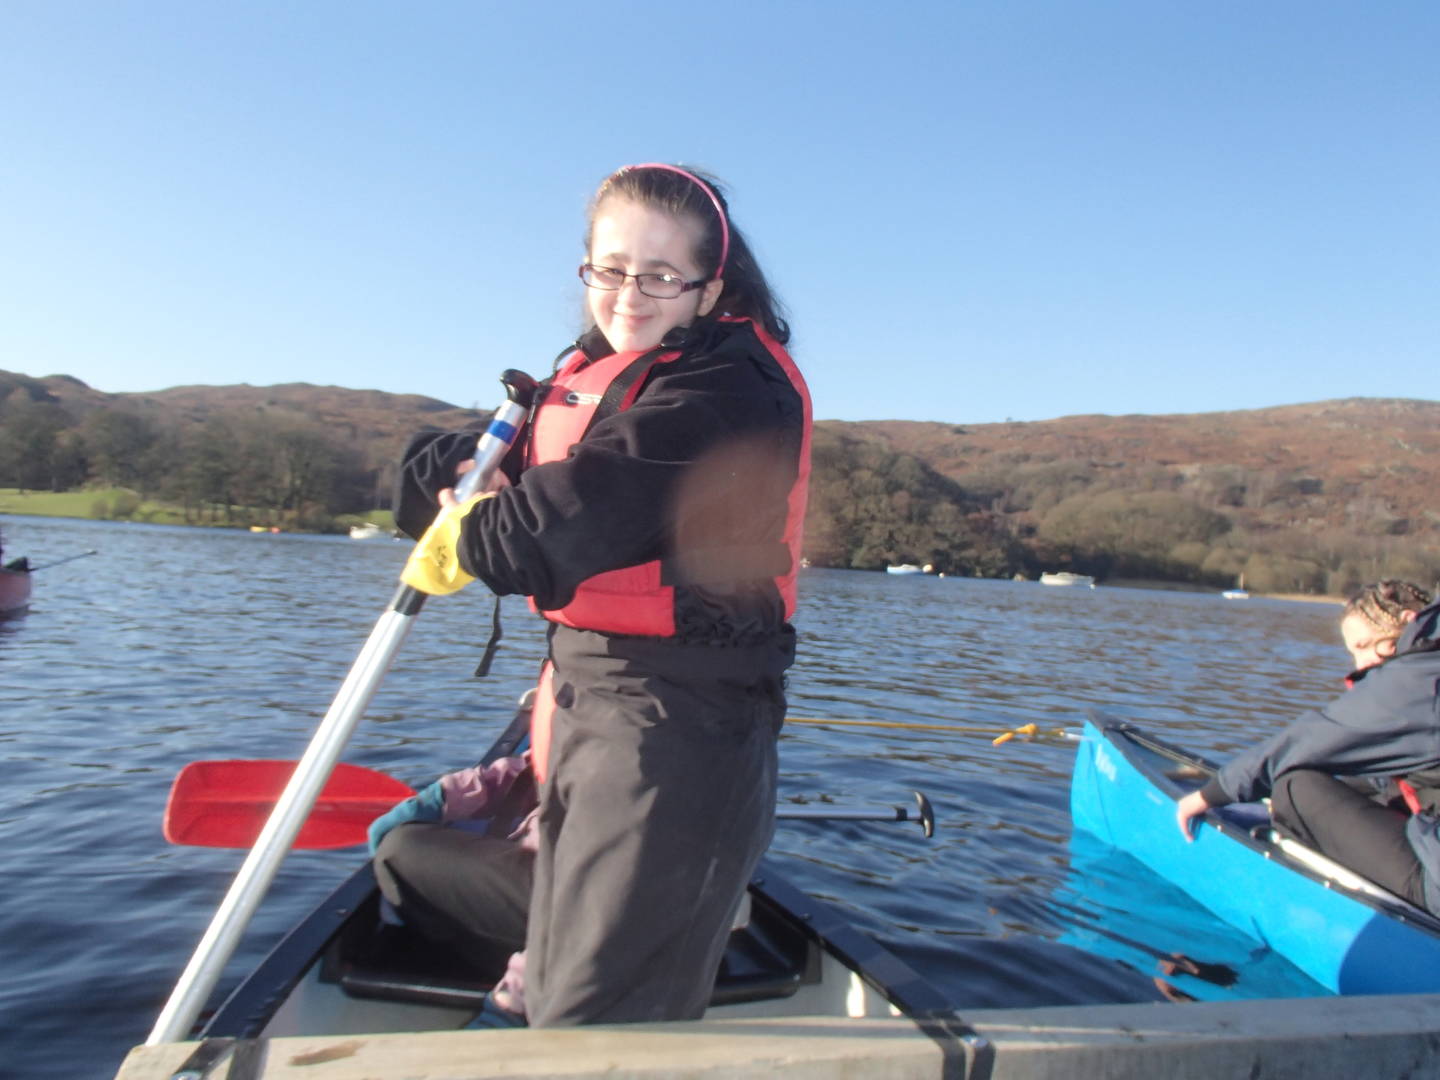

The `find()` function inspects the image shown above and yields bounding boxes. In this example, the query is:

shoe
[465,991,527,1029]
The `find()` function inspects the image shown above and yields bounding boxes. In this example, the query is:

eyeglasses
[578,263,706,300]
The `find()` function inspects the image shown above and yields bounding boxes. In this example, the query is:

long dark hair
[588,164,791,345]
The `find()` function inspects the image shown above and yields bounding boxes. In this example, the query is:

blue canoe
[1070,717,1440,994]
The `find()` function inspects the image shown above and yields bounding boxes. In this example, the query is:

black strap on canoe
[169,1038,231,1080]
[225,1038,267,1080]
[168,1037,267,1080]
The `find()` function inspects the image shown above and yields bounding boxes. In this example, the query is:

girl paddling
[385,163,810,1027]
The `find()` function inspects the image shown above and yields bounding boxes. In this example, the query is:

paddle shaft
[782,791,934,837]
[147,371,536,1046]
[25,548,98,571]
[779,801,933,836]
[780,806,912,822]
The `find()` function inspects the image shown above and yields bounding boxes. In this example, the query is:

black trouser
[525,627,786,1027]
[1270,770,1427,907]
[373,824,533,973]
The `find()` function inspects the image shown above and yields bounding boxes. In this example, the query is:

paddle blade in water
[163,760,416,849]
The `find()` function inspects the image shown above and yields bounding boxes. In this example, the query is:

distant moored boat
[1040,571,1095,589]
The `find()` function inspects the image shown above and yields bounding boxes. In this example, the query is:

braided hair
[1345,580,1433,641]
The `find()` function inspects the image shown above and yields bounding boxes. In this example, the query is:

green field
[0,489,394,534]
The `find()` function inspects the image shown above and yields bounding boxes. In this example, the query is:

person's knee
[1270,770,1332,841]
[374,823,412,865]
[1272,770,1321,810]
[373,823,433,896]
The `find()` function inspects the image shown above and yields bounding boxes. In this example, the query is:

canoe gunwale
[196,701,984,1072]
[200,856,986,1074]
[204,863,379,1038]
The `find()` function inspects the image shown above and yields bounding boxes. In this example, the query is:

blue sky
[1,2,1435,423]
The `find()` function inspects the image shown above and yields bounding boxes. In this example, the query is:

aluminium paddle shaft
[780,790,935,838]
[27,548,99,571]
[147,370,538,1046]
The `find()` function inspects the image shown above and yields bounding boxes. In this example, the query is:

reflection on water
[0,516,1346,1077]
[1048,829,1328,1003]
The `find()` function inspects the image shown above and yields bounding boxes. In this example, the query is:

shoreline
[1103,576,1344,604]
[0,490,389,538]
[0,502,1370,604]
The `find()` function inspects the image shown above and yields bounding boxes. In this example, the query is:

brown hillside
[138,383,488,447]
[827,398,1440,539]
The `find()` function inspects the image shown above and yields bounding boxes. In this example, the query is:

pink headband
[619,162,730,279]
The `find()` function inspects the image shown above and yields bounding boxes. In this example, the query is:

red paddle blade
[164,760,416,850]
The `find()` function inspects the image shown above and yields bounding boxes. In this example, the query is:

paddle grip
[454,369,538,501]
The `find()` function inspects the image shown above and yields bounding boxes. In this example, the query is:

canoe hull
[0,567,31,618]
[202,856,954,1044]
[190,704,967,1047]
[1071,718,1440,994]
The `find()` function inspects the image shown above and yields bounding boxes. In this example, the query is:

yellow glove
[400,492,494,595]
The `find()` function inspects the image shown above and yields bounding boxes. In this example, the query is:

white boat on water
[886,563,932,575]
[348,522,387,541]
[1039,571,1095,588]
[1221,589,1251,599]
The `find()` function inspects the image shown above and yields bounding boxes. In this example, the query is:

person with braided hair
[1177,580,1440,911]
[1333,580,1434,675]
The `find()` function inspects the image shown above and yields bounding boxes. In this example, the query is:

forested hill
[811,398,1440,593]
[2,369,1437,594]
[839,398,1440,539]
[0,370,490,533]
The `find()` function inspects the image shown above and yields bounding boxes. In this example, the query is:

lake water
[0,515,1347,1078]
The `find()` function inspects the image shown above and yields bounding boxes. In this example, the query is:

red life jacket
[525,316,811,638]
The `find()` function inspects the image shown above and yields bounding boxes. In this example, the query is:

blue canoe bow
[1070,716,1440,995]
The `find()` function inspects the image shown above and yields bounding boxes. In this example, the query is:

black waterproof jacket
[394,317,807,648]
